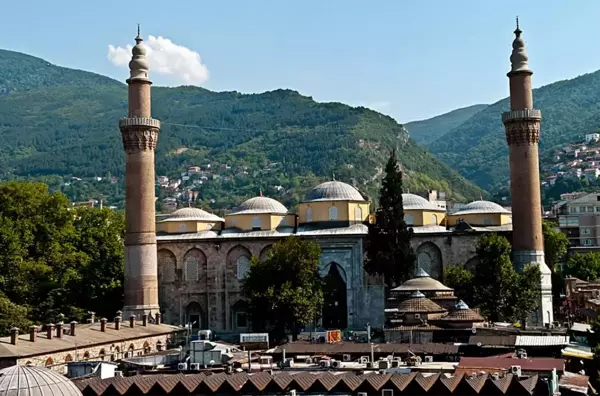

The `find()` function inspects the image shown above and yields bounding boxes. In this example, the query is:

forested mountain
[0,49,483,209]
[428,70,600,191]
[405,104,487,145]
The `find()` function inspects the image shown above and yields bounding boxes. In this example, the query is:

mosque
[154,180,512,333]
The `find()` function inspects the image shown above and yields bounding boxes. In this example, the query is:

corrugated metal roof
[74,371,552,395]
[458,357,564,372]
[515,335,570,347]
[270,342,459,355]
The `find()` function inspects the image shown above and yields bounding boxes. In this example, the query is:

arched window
[98,349,106,361]
[156,340,163,352]
[237,256,251,280]
[306,207,313,223]
[178,223,187,233]
[251,216,261,230]
[430,214,438,225]
[64,354,73,363]
[404,214,414,225]
[329,206,338,221]
[280,216,287,226]
[184,256,199,281]
[143,341,151,354]
[355,206,363,221]
[231,217,237,227]
[83,352,90,361]
[45,357,53,367]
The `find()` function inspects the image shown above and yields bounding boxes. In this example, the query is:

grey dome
[232,196,288,215]
[402,193,442,211]
[161,207,224,222]
[0,365,82,396]
[453,200,511,216]
[305,181,364,202]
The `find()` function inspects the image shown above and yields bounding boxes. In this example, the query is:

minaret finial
[129,24,149,80]
[509,17,529,73]
[332,171,336,181]
[259,188,263,197]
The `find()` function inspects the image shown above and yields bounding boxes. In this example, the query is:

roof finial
[259,188,263,197]
[509,17,529,73]
[332,171,336,181]
[514,16,522,37]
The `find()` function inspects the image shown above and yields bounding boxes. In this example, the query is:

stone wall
[13,334,169,373]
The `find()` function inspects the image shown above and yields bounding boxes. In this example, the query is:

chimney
[142,314,148,327]
[56,322,63,338]
[100,318,107,332]
[70,321,77,336]
[116,310,123,318]
[10,328,19,345]
[29,326,37,342]
[155,312,161,325]
[90,312,95,323]
[46,324,54,340]
[115,316,121,330]
[129,315,135,328]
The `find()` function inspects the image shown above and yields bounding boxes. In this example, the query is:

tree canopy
[242,237,323,342]
[365,149,416,288]
[0,181,125,335]
[565,252,600,281]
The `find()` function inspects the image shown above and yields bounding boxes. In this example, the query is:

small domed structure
[392,269,453,293]
[0,365,82,396]
[305,181,364,202]
[453,200,511,216]
[448,200,512,227]
[402,193,441,211]
[232,196,288,215]
[161,207,224,222]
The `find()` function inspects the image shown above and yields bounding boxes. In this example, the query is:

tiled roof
[270,342,459,355]
[395,296,446,314]
[0,322,182,358]
[438,309,485,322]
[74,371,552,395]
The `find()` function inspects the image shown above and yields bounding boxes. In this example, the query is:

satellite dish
[477,342,482,347]
[471,327,477,334]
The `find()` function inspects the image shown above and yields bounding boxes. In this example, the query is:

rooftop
[230,196,288,215]
[304,180,365,202]
[269,342,459,356]
[402,193,444,211]
[391,269,453,293]
[159,207,224,223]
[0,365,83,396]
[452,200,511,216]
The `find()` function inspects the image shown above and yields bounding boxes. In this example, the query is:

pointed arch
[99,349,106,361]
[416,242,443,281]
[183,248,207,283]
[64,354,73,363]
[227,245,253,285]
[45,357,54,367]
[83,351,90,361]
[185,301,204,329]
[143,341,151,354]
[157,249,176,283]
[322,263,348,329]
[259,245,272,262]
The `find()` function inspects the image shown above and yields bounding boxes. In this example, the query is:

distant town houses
[541,135,600,186]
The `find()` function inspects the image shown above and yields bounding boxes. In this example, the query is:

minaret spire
[510,17,530,74]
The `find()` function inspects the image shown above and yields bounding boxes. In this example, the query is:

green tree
[565,253,600,281]
[0,292,32,336]
[443,265,474,306]
[365,149,416,288]
[242,237,323,342]
[543,221,568,270]
[472,234,518,322]
[510,264,542,326]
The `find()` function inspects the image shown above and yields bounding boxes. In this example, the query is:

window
[178,223,187,233]
[588,206,594,212]
[581,207,587,213]
[482,217,492,225]
[596,207,600,212]
[231,218,237,227]
[430,214,438,225]
[570,207,577,213]
[328,206,338,220]
[184,256,199,281]
[583,228,591,235]
[45,357,54,367]
[404,214,414,225]
[355,207,363,221]
[236,256,250,280]
[585,239,593,246]
[236,312,248,328]
[306,207,313,223]
[251,216,261,230]
[280,216,287,226]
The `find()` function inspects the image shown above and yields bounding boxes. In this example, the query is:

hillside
[405,104,487,145]
[428,70,600,191]
[0,49,483,209]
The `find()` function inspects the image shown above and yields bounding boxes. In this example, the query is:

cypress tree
[365,149,416,288]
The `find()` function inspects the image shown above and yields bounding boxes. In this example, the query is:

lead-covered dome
[454,200,511,216]
[161,207,224,222]
[0,365,83,396]
[305,181,364,202]
[232,196,288,215]
[392,269,453,292]
[402,193,442,211]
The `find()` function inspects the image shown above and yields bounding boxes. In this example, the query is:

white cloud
[107,35,209,85]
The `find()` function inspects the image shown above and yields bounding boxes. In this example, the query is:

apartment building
[555,192,600,246]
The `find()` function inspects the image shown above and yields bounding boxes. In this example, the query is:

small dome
[305,181,364,202]
[161,207,224,223]
[453,200,511,216]
[232,196,288,215]
[402,193,442,211]
[392,270,453,292]
[0,365,83,396]
[396,295,446,314]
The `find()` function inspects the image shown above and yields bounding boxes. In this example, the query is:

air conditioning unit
[289,390,296,396]
[382,389,394,396]
[115,371,123,377]
[342,354,352,362]
[190,363,200,371]
[378,360,391,369]
[492,373,500,380]
[178,363,188,371]
[391,360,401,368]
[360,356,370,364]
[312,356,320,364]
[331,360,341,369]
[320,360,331,368]
[510,365,522,377]
[424,356,433,363]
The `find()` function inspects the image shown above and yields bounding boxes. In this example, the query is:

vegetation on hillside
[405,104,487,145]
[428,70,600,191]
[0,49,483,210]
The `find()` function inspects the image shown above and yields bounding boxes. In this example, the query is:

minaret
[119,26,161,319]
[502,18,553,325]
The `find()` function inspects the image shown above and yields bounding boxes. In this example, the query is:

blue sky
[0,1,597,122]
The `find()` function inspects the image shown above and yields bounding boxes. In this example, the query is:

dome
[305,181,364,202]
[396,294,446,314]
[161,207,224,223]
[0,365,83,396]
[392,269,453,292]
[402,194,442,211]
[232,196,288,215]
[453,200,511,216]
[439,300,485,322]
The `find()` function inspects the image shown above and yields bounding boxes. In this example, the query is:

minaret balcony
[502,109,541,123]
[119,117,161,129]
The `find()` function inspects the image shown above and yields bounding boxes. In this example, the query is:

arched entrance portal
[322,263,347,330]
[186,302,203,330]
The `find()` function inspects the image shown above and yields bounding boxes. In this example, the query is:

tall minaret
[119,26,161,319]
[502,18,553,325]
